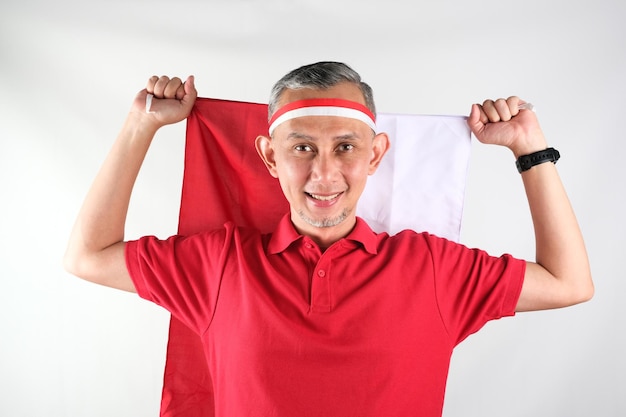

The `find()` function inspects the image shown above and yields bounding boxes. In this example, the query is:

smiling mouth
[306,192,343,201]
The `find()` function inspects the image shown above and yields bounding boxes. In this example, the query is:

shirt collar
[268,214,379,255]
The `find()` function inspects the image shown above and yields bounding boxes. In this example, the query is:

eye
[337,143,355,152]
[294,144,314,152]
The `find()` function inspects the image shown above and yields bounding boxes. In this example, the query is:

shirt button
[305,243,313,249]
[317,270,326,277]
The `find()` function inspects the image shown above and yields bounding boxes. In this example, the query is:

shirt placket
[300,237,335,313]
[311,255,332,313]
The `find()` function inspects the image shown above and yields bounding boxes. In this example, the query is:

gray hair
[267,61,376,121]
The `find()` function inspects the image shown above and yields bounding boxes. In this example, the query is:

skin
[255,82,390,249]
[64,75,593,312]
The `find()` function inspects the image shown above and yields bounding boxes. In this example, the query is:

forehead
[272,114,374,143]
[278,82,366,108]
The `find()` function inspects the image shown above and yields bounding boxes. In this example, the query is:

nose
[310,152,340,184]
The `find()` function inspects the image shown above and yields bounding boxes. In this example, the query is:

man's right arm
[63,75,197,292]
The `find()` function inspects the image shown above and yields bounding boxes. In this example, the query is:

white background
[1,0,624,416]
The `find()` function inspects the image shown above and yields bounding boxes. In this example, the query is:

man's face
[256,82,389,246]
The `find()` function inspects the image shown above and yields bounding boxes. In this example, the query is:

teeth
[309,192,340,201]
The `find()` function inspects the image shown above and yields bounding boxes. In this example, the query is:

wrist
[124,111,160,140]
[510,138,548,159]
[506,124,548,159]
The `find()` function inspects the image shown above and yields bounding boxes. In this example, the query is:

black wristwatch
[515,148,560,173]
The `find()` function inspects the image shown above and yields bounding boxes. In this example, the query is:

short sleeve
[125,223,236,335]
[425,234,526,345]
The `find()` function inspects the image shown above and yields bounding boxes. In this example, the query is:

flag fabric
[160,97,471,417]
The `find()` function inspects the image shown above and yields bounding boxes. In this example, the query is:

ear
[368,132,390,175]
[255,135,279,178]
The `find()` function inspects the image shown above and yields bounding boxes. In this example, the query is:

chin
[298,208,350,228]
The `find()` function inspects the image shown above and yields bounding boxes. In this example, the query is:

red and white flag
[160,97,471,417]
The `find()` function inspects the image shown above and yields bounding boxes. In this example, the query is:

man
[64,61,593,416]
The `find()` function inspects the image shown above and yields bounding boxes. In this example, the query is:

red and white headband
[268,98,376,136]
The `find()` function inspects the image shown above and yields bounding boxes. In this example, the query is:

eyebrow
[285,132,361,141]
[286,132,314,141]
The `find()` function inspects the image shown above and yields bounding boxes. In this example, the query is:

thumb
[467,103,485,138]
[181,75,197,108]
[467,104,483,132]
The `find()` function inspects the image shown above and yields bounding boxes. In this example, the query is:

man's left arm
[468,97,593,312]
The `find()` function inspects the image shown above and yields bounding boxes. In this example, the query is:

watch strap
[516,147,560,173]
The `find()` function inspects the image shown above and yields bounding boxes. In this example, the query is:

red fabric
[162,98,286,417]
[126,212,525,417]
[152,97,489,416]
[177,98,286,234]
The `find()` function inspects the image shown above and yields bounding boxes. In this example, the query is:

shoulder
[382,228,449,248]
[379,229,496,266]
[352,218,443,254]
[371,229,444,260]
[129,221,264,252]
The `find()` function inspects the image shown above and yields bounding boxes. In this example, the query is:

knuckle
[494,98,507,106]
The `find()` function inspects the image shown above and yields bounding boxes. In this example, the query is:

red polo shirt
[126,214,525,417]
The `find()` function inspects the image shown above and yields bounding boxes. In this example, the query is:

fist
[132,75,197,128]
[468,96,547,157]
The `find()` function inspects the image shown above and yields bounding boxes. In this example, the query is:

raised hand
[467,96,547,157]
[131,75,198,129]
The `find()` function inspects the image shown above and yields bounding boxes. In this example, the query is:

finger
[153,76,183,98]
[163,77,183,99]
[152,76,171,97]
[493,98,512,122]
[184,75,197,98]
[506,96,521,117]
[175,83,185,100]
[146,75,159,94]
[467,103,485,127]
[481,99,501,122]
[180,75,198,109]
[175,75,194,100]
[467,103,486,136]
[477,104,489,125]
